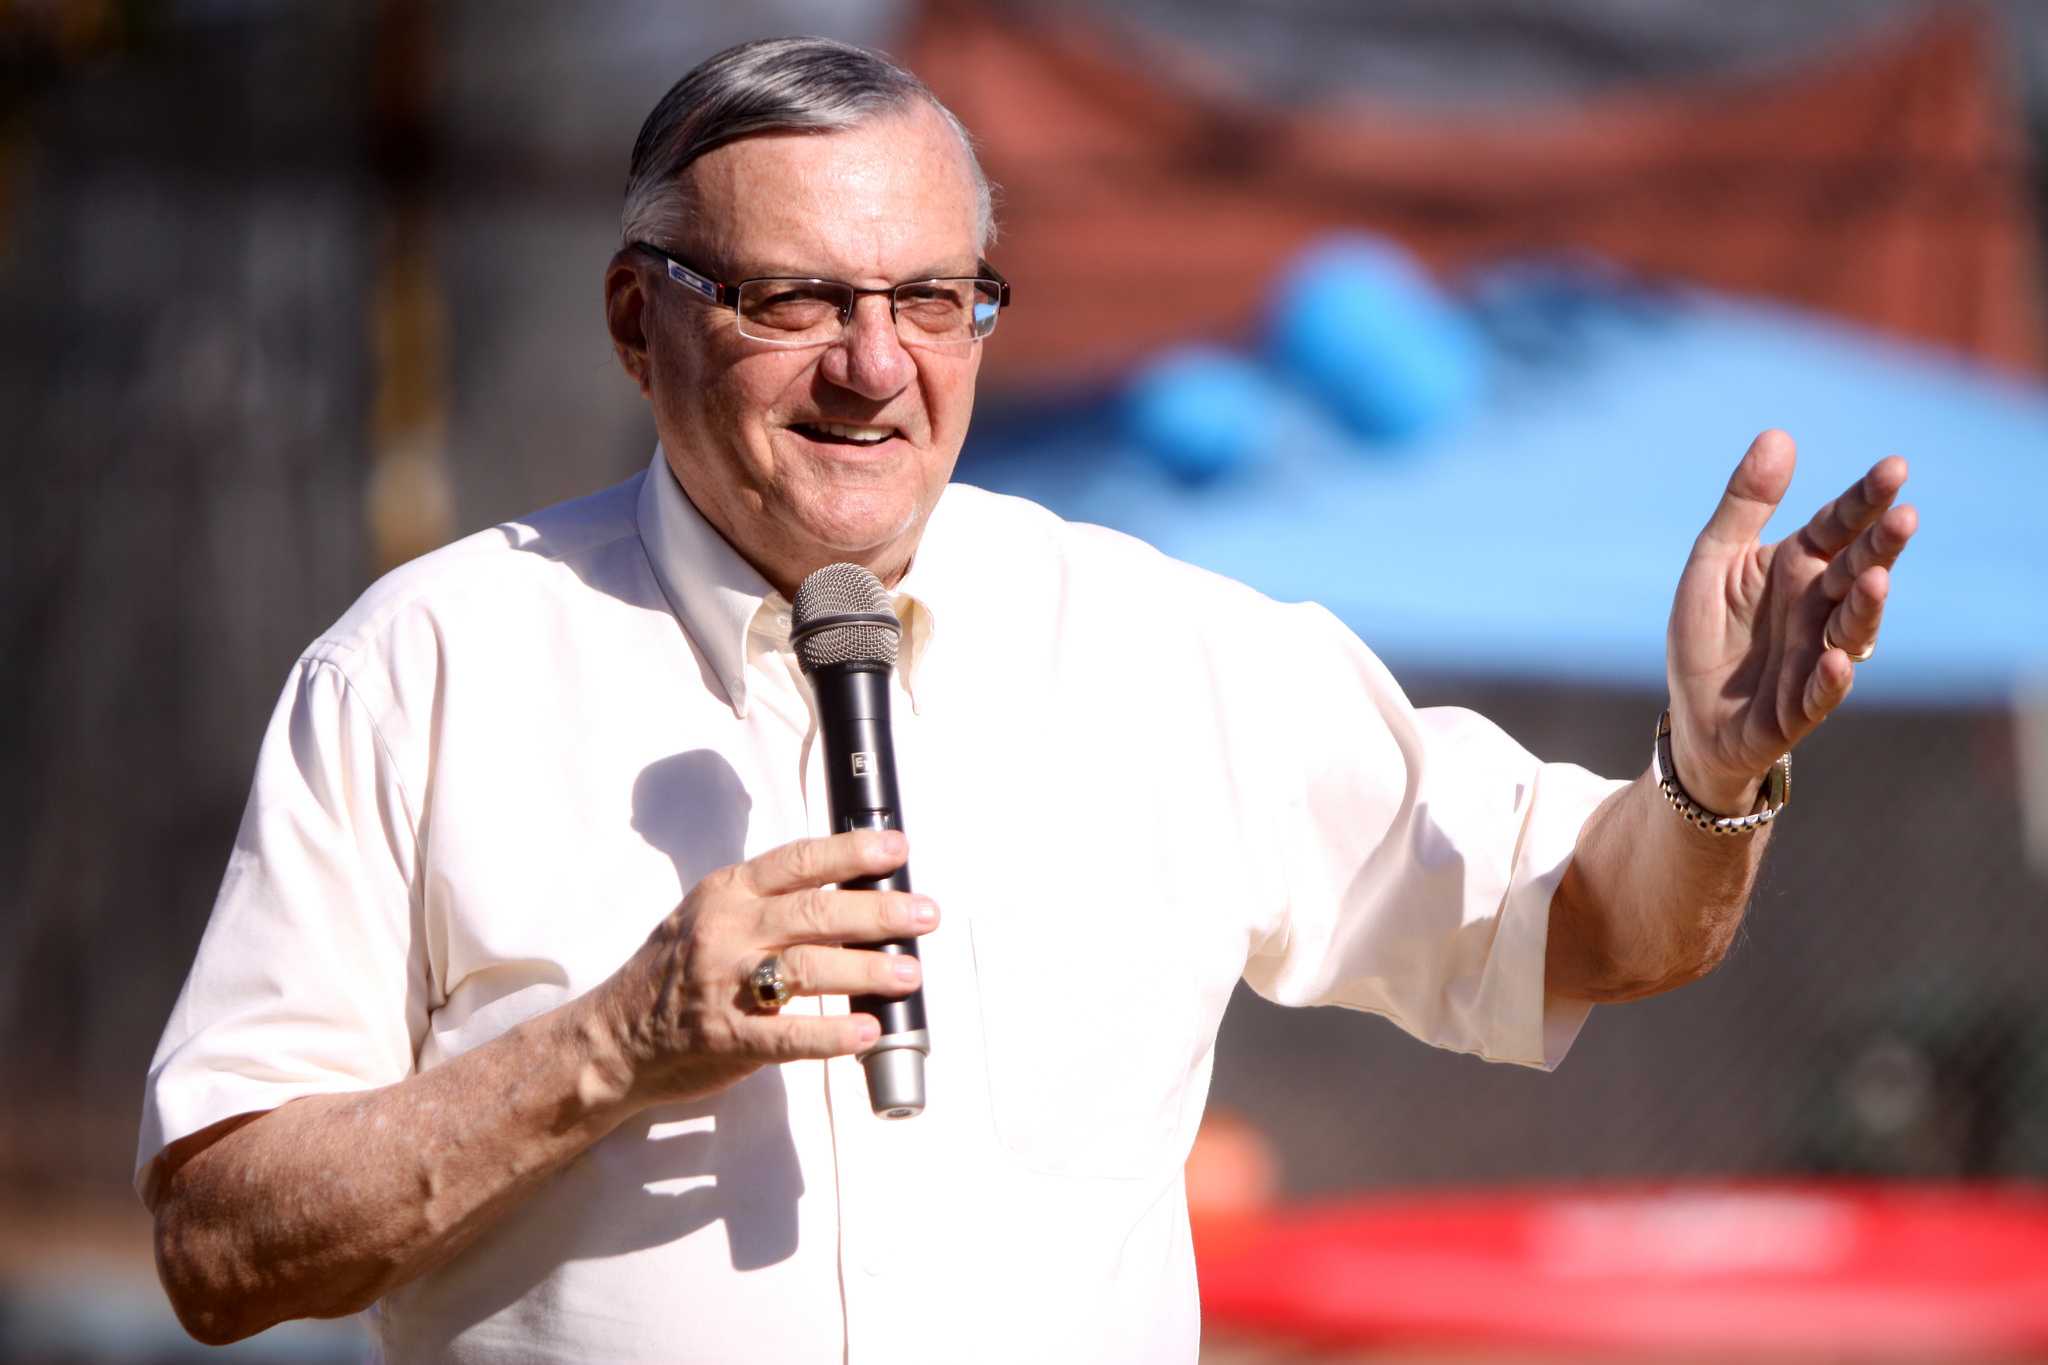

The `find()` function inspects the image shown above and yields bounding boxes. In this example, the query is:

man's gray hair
[621,36,997,254]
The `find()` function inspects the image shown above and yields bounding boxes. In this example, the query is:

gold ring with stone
[748,954,793,1013]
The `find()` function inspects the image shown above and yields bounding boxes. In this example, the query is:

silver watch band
[1652,709,1791,836]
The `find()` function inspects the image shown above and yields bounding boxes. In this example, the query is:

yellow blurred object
[367,213,455,572]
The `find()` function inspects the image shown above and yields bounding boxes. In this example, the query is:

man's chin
[772,490,922,560]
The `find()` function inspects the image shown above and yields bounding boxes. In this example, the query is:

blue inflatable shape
[1267,234,1487,442]
[1123,345,1277,484]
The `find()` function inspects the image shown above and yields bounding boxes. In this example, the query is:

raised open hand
[1665,429,1917,815]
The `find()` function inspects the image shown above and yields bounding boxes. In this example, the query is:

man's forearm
[147,830,929,1346]
[148,988,640,1345]
[1545,768,1770,1003]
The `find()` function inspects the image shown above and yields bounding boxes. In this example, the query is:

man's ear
[604,250,653,396]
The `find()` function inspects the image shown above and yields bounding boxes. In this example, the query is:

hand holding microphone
[593,563,930,1120]
[597,825,932,1112]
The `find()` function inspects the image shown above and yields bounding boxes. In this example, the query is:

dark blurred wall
[3,8,385,1186]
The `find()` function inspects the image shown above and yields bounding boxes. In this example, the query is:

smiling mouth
[790,421,900,447]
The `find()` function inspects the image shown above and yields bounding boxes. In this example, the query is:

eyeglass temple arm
[978,261,1012,308]
[631,242,741,307]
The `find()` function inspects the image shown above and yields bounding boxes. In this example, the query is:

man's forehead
[680,107,981,280]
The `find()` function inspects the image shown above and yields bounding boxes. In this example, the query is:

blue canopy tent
[961,274,2047,705]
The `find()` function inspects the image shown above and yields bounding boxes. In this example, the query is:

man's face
[634,104,986,595]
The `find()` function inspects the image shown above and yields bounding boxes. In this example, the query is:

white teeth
[813,422,893,443]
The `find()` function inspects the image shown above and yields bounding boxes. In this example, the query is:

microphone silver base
[860,1030,929,1119]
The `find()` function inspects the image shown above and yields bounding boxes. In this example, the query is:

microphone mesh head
[791,562,899,672]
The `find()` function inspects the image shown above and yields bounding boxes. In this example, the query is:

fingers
[725,944,916,1065]
[617,830,933,1095]
[769,942,922,999]
[1821,564,1890,662]
[1698,429,1797,549]
[736,1012,883,1063]
[740,828,907,896]
[1819,501,1916,601]
[1797,454,1909,559]
[755,885,938,946]
[726,943,919,1065]
[1801,643,1855,724]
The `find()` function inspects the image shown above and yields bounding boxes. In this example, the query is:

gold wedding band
[1823,621,1875,664]
[748,954,793,1013]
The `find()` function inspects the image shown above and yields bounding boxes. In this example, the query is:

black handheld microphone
[790,563,928,1119]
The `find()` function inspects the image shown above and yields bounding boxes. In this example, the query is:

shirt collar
[636,446,939,718]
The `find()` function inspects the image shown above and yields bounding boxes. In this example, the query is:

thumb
[1697,429,1797,550]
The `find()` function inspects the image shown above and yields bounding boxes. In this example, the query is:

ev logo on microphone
[851,752,876,777]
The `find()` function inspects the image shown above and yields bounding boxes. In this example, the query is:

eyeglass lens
[735,279,1002,346]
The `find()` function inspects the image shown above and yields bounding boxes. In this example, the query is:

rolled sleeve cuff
[1495,762,1627,1070]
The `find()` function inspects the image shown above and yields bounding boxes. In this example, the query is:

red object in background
[904,2,2046,390]
[1194,1183,2048,1355]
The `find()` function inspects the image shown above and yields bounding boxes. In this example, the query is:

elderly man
[139,35,1914,1364]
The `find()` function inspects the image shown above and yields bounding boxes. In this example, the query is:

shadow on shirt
[621,749,804,1273]
[434,747,803,1336]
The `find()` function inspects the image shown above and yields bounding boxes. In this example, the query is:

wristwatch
[1652,709,1790,836]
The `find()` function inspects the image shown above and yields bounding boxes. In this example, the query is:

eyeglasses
[632,242,1011,350]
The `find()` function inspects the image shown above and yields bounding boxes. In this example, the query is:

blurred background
[4,0,2047,1360]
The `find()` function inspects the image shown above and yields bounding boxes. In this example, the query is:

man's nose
[820,295,914,399]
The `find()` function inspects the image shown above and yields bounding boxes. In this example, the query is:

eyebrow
[726,260,980,283]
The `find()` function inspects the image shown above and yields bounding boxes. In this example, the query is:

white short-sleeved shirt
[138,450,1622,1363]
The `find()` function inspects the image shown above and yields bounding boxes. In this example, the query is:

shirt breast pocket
[966,887,1207,1181]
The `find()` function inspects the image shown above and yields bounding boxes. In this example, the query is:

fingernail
[855,1017,880,1045]
[874,830,907,859]
[892,956,920,982]
[888,897,935,932]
